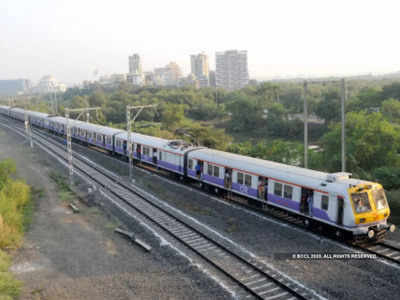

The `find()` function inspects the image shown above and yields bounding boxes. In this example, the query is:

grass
[0,159,32,299]
[22,187,43,232]
[0,255,21,300]
[49,172,75,204]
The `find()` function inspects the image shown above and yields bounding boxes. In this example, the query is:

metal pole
[86,111,90,123]
[127,108,132,181]
[341,78,346,172]
[55,90,58,114]
[66,110,73,186]
[126,104,157,181]
[24,100,33,148]
[303,81,308,168]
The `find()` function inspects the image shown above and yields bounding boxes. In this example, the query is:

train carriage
[47,116,69,134]
[115,132,194,174]
[0,106,10,116]
[187,148,394,240]
[71,122,123,151]
[9,108,26,121]
[27,111,49,128]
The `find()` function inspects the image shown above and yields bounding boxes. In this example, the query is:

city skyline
[1,0,400,84]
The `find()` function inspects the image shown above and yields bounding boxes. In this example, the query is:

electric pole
[303,81,308,169]
[65,107,101,185]
[126,104,157,181]
[341,78,346,172]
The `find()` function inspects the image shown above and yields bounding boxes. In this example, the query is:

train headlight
[368,229,375,239]
[389,224,396,232]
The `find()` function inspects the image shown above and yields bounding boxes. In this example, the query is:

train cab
[349,183,395,240]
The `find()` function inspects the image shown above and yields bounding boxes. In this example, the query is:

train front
[349,183,396,242]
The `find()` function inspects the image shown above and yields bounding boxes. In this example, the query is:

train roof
[0,105,10,109]
[9,107,25,112]
[116,131,169,148]
[27,110,49,118]
[74,122,123,135]
[47,116,81,125]
[190,148,366,193]
[116,132,195,153]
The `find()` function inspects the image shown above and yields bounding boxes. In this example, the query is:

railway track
[360,241,400,264]
[0,120,318,300]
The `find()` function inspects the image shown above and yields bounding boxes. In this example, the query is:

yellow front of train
[349,183,396,240]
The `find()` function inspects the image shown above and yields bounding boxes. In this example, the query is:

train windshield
[351,192,372,214]
[371,188,388,210]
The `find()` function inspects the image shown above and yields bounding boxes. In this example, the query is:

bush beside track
[0,159,32,300]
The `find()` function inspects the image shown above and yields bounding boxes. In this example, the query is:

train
[0,105,396,243]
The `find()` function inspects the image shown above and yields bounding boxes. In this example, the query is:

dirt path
[0,127,230,299]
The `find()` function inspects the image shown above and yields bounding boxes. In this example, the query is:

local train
[0,105,396,242]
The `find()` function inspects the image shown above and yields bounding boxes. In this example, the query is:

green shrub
[373,167,400,190]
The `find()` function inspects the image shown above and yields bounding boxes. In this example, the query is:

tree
[70,96,89,109]
[381,82,400,101]
[228,139,303,165]
[381,98,400,123]
[161,104,185,130]
[314,89,341,125]
[88,91,108,107]
[321,112,400,172]
[226,96,261,132]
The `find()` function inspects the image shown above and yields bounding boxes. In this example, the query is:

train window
[213,166,219,177]
[351,192,371,213]
[321,195,329,210]
[159,151,162,160]
[208,164,213,176]
[274,182,283,197]
[284,185,293,199]
[188,159,193,169]
[237,172,244,185]
[245,174,252,187]
[371,189,388,210]
[142,147,149,156]
[97,134,102,142]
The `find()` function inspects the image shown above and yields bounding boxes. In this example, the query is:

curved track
[0,119,318,300]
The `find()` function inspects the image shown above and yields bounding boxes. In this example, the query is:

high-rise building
[129,54,142,74]
[215,50,249,90]
[153,62,182,86]
[128,53,144,86]
[190,53,209,87]
[209,71,216,87]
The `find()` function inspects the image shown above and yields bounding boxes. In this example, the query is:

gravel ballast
[0,126,232,300]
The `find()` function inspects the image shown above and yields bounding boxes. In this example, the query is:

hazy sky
[1,0,400,84]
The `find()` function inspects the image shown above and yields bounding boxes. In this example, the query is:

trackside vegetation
[0,159,32,299]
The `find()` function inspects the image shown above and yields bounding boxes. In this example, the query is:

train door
[136,144,142,160]
[301,188,314,215]
[196,160,204,179]
[337,196,344,225]
[152,148,158,164]
[224,168,232,189]
[122,140,127,154]
[258,176,268,201]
